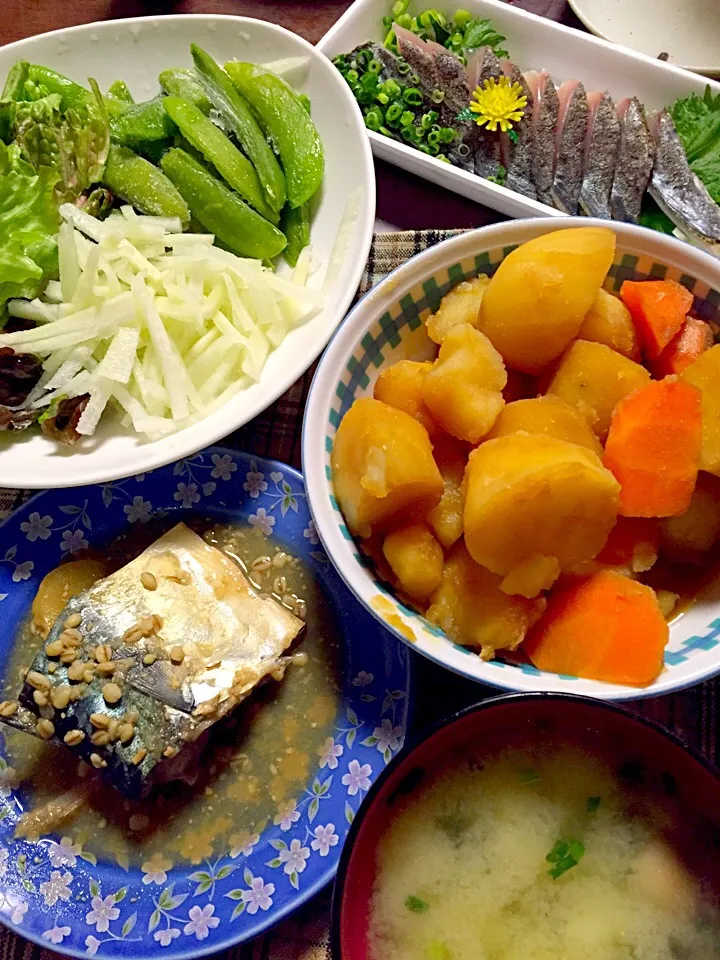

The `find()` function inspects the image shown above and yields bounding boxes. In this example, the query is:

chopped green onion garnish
[546,838,585,879]
[403,87,423,106]
[587,796,601,814]
[405,894,429,913]
[431,89,445,104]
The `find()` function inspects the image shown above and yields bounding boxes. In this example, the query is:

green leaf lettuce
[670,85,720,203]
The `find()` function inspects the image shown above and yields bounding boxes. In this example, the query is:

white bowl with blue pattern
[303,218,720,702]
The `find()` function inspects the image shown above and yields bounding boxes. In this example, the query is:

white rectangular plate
[318,0,720,221]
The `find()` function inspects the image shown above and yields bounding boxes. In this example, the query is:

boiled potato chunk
[425,435,467,549]
[331,397,443,538]
[578,288,640,360]
[479,227,616,374]
[680,345,720,476]
[373,360,437,436]
[425,275,489,344]
[548,340,650,440]
[382,523,443,601]
[486,396,603,456]
[427,542,546,659]
[500,555,561,598]
[659,472,720,561]
[422,323,506,444]
[463,434,620,596]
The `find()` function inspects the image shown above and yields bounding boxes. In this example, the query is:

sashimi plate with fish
[320,0,720,254]
[0,447,410,958]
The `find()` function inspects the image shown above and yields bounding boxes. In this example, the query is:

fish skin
[472,47,503,180]
[394,24,440,96]
[579,91,621,220]
[525,70,559,206]
[611,97,654,223]
[649,109,720,253]
[500,61,536,200]
[552,79,589,214]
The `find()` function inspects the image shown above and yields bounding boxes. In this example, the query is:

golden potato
[680,345,720,476]
[331,397,443,538]
[499,555,561,598]
[425,275,489,344]
[659,472,720,561]
[547,339,650,440]
[373,360,437,436]
[427,542,546,659]
[578,288,640,360]
[479,227,616,374]
[486,396,603,456]
[463,434,620,596]
[382,523,443,601]
[425,434,467,549]
[422,323,506,444]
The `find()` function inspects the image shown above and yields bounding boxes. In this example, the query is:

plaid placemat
[1,228,718,960]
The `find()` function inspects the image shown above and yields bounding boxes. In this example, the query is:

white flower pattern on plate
[278,839,310,875]
[342,759,372,796]
[310,824,339,857]
[60,529,87,554]
[269,471,283,483]
[243,465,267,498]
[86,894,120,932]
[85,934,101,955]
[43,925,71,944]
[0,848,8,879]
[273,799,300,831]
[174,482,200,508]
[229,831,260,859]
[123,496,152,523]
[20,513,52,542]
[184,904,219,940]
[318,737,343,770]
[10,901,26,924]
[154,928,180,946]
[352,671,374,687]
[373,718,403,754]
[141,854,172,886]
[302,520,319,545]
[211,453,237,481]
[248,507,275,537]
[11,561,34,582]
[241,876,274,914]
[48,836,81,868]
[39,870,72,907]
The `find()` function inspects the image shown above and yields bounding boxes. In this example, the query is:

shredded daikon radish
[0,205,323,441]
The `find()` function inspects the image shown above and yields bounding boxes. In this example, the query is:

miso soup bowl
[330,693,720,960]
[302,218,720,701]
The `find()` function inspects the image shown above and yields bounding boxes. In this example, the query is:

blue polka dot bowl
[302,218,720,702]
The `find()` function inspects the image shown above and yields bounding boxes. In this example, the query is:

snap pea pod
[191,44,286,214]
[103,143,190,226]
[25,64,91,109]
[2,61,29,100]
[159,68,211,115]
[107,80,134,103]
[160,147,287,260]
[163,96,278,223]
[108,96,177,145]
[225,61,324,209]
[281,203,310,267]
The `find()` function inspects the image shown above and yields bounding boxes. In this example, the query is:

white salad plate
[568,0,720,78]
[317,0,720,218]
[0,15,375,489]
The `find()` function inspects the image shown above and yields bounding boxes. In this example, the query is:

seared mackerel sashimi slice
[468,47,504,180]
[649,109,720,253]
[551,80,589,214]
[393,23,440,94]
[610,97,655,223]
[579,91,621,219]
[525,70,559,206]
[500,60,536,200]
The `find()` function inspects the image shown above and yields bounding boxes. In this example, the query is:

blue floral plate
[0,448,411,959]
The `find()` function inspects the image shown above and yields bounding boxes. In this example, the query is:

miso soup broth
[369,737,720,960]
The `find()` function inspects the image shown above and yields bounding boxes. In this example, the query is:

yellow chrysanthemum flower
[469,76,528,133]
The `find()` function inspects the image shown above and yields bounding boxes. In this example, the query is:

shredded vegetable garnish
[0,205,323,441]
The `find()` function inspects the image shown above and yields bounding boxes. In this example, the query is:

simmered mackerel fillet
[1,524,304,799]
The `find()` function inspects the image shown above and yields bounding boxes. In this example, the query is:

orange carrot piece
[596,517,659,572]
[524,570,668,686]
[652,317,714,378]
[603,378,701,518]
[621,279,694,360]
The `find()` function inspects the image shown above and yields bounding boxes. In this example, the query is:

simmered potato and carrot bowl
[304,222,720,697]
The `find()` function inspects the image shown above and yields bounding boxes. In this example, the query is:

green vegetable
[462,17,509,58]
[298,93,311,115]
[381,5,508,61]
[586,796,601,814]
[224,60,324,209]
[82,187,113,219]
[405,895,429,913]
[638,196,676,235]
[108,96,177,146]
[159,68,211,115]
[24,64,91,110]
[191,44,286,213]
[38,395,65,426]
[0,141,60,317]
[434,809,474,846]
[546,838,585,879]
[2,61,30,101]
[282,202,310,267]
[670,85,720,203]
[161,147,287,260]
[163,96,277,222]
[103,143,190,225]
[108,80,134,103]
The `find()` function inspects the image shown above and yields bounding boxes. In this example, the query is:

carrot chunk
[603,378,702,518]
[524,570,668,686]
[652,317,714,378]
[621,279,694,360]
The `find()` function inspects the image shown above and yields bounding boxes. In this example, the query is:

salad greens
[671,85,720,203]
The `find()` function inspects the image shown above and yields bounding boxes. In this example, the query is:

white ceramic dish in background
[317,0,720,217]
[568,0,720,78]
[302,217,720,702]
[0,15,375,489]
